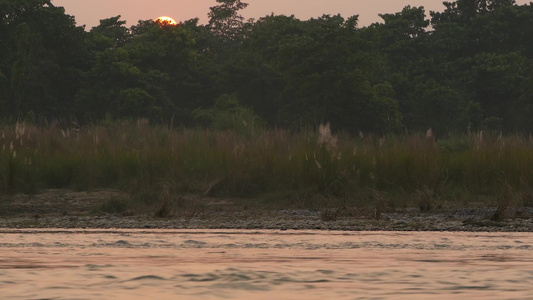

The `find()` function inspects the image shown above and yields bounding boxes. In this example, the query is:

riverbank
[1,189,532,232]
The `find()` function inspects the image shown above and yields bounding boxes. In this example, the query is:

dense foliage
[2,121,532,208]
[2,0,533,134]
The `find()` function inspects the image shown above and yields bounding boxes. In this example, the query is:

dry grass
[491,180,513,221]
[0,121,532,213]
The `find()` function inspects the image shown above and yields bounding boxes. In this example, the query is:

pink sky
[52,0,531,29]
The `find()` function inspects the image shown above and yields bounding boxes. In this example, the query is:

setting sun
[155,16,177,25]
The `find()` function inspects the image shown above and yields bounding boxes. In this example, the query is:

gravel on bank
[1,189,532,232]
[1,208,533,232]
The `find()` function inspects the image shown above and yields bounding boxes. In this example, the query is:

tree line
[1,0,533,135]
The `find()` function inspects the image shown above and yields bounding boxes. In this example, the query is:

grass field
[1,121,532,217]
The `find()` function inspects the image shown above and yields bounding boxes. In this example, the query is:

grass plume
[0,121,532,213]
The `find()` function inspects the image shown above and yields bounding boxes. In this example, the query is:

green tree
[78,18,200,122]
[193,93,263,136]
[431,0,516,24]
[410,80,481,134]
[76,48,147,119]
[87,15,130,52]
[208,0,249,41]
[0,0,88,118]
[8,23,30,116]
[271,15,395,133]
[359,7,432,132]
[507,70,533,132]
[465,52,527,129]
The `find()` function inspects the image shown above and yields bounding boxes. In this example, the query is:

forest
[1,0,532,135]
[1,0,533,217]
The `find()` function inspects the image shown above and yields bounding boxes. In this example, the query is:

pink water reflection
[0,229,532,299]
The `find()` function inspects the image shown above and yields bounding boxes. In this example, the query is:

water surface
[0,229,532,299]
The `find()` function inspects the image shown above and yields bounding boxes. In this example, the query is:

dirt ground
[1,189,532,231]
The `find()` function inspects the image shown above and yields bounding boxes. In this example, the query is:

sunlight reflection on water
[0,229,532,299]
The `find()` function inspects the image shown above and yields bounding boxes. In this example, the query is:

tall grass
[1,121,532,209]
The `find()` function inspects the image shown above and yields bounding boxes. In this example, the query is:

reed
[1,121,532,211]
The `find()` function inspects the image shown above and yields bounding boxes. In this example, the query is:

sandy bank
[1,189,532,232]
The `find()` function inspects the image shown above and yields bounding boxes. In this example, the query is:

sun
[155,16,177,26]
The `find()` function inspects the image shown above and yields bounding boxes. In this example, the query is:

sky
[52,0,531,29]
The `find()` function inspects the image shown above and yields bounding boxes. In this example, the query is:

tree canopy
[1,0,533,134]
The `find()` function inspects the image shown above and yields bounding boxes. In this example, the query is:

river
[0,229,532,299]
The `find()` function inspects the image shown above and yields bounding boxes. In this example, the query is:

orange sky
[52,0,531,29]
